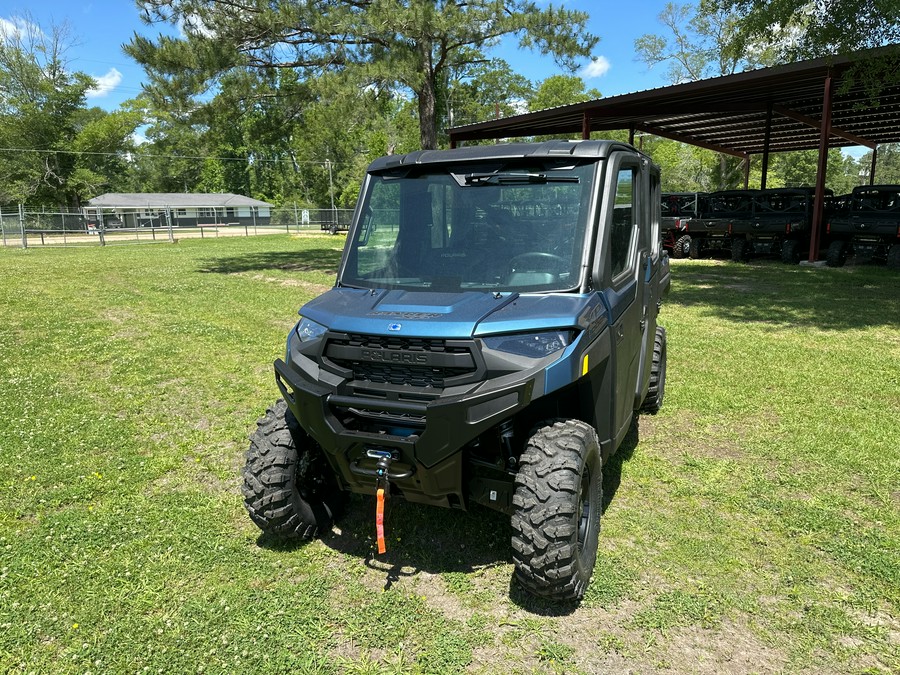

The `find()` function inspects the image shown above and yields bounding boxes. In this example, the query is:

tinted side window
[609,168,635,278]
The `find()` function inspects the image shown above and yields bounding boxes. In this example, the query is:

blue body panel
[299,288,609,398]
[600,277,638,324]
[300,289,510,339]
[300,288,603,342]
[473,293,598,336]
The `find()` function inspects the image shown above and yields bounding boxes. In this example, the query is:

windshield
[341,161,597,292]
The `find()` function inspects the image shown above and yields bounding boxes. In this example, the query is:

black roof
[368,139,642,171]
[448,46,900,157]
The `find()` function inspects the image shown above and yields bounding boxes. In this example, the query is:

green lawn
[1,235,897,673]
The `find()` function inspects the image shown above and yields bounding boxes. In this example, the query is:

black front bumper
[274,356,539,507]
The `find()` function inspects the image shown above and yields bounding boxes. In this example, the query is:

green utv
[242,140,670,602]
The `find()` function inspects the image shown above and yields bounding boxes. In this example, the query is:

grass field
[1,235,897,674]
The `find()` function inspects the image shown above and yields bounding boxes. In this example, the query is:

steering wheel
[508,252,566,274]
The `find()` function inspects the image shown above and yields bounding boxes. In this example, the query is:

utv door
[634,164,665,408]
[597,155,645,447]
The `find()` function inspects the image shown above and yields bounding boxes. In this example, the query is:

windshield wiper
[464,172,579,185]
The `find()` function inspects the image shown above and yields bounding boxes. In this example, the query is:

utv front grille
[323,333,479,389]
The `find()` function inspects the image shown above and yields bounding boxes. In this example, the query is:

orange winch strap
[375,487,386,554]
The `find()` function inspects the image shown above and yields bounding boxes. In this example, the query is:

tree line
[1,0,898,210]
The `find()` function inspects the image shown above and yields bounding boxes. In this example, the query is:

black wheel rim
[577,466,592,551]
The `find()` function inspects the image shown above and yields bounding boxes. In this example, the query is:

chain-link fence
[0,204,355,248]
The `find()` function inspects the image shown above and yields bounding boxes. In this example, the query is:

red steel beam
[773,104,876,149]
[809,76,834,263]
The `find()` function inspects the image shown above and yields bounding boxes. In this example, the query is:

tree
[859,144,900,184]
[529,75,601,112]
[634,3,769,190]
[126,0,598,150]
[63,105,143,201]
[446,59,533,129]
[708,0,900,62]
[635,1,776,83]
[0,16,96,205]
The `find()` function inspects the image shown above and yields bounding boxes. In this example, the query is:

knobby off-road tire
[673,235,691,259]
[689,238,702,260]
[511,420,602,602]
[242,400,344,539]
[731,237,749,263]
[887,244,900,270]
[640,326,667,415]
[826,240,848,267]
[781,239,801,264]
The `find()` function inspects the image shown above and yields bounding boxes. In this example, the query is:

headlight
[483,330,575,358]
[296,316,328,342]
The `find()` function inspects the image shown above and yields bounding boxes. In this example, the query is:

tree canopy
[709,0,900,62]
[0,17,141,206]
[126,0,598,149]
[1,5,890,209]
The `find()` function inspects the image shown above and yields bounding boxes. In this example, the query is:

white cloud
[86,68,123,98]
[510,98,529,116]
[178,13,215,38]
[580,56,611,79]
[0,16,43,43]
[0,18,17,39]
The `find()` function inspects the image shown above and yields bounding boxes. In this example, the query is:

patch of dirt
[641,412,747,462]
[245,273,330,295]
[413,571,478,624]
[654,620,790,673]
[146,452,239,497]
[102,307,136,324]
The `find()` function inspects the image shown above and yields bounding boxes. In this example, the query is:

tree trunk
[416,39,438,150]
[417,79,438,150]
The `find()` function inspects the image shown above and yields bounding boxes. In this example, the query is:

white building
[85,193,273,228]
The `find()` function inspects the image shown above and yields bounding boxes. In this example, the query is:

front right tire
[511,420,602,602]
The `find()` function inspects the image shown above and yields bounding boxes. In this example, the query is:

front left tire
[242,400,345,539]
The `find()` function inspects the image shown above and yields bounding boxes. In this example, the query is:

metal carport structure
[448,46,900,262]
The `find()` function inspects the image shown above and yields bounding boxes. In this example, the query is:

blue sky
[1,0,674,112]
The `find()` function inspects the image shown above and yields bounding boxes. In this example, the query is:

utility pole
[326,159,336,226]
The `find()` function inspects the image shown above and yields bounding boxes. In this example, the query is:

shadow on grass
[321,494,511,580]
[670,260,900,331]
[602,417,639,515]
[271,417,641,616]
[198,249,343,275]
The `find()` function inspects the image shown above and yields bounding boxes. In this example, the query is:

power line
[0,146,339,166]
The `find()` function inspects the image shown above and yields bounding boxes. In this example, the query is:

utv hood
[298,288,598,339]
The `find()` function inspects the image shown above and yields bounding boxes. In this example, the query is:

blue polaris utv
[242,140,670,601]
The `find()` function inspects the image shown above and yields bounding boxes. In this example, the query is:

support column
[809,74,833,263]
[869,146,877,185]
[743,157,750,189]
[629,125,635,146]
[761,104,773,189]
[582,112,591,140]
